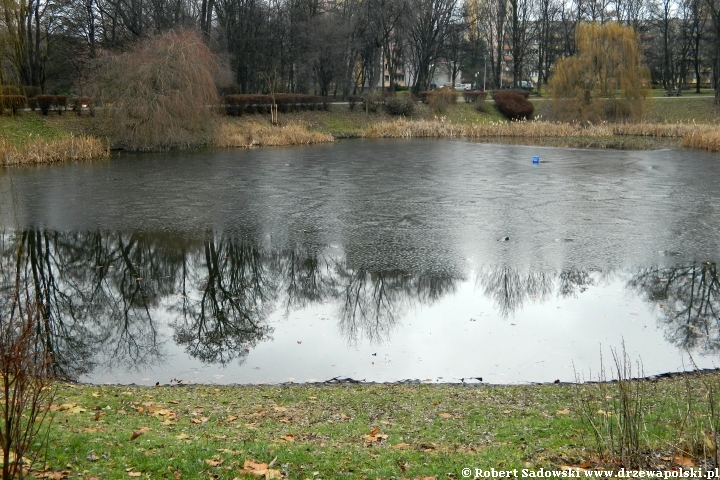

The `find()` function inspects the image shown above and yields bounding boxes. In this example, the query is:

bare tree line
[0,0,718,97]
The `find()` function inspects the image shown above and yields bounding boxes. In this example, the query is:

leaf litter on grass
[38,377,720,478]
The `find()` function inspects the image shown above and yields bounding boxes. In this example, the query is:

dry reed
[214,122,333,148]
[0,136,109,167]
[362,118,720,151]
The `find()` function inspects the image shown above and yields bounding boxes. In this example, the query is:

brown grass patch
[214,121,334,148]
[682,129,720,151]
[0,136,109,167]
[362,118,720,151]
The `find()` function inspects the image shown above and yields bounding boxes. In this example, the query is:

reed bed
[362,118,720,151]
[0,135,109,167]
[681,128,720,151]
[362,119,613,138]
[214,121,334,148]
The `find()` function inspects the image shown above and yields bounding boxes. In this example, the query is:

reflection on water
[628,263,720,354]
[2,229,718,383]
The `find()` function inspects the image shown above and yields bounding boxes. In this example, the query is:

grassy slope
[40,373,716,479]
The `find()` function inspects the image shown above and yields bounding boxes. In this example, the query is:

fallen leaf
[242,459,282,479]
[439,413,452,419]
[175,433,191,440]
[173,472,181,479]
[560,466,587,473]
[35,471,69,479]
[392,443,411,450]
[91,392,100,397]
[364,427,388,443]
[557,409,570,415]
[673,455,695,467]
[128,473,142,477]
[129,427,150,441]
[272,407,287,412]
[277,433,294,442]
[226,415,238,423]
[147,406,172,416]
[205,458,224,467]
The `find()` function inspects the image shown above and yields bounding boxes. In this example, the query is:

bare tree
[407,0,457,93]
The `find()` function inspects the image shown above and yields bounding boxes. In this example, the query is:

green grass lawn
[27,372,719,479]
[530,94,720,124]
[0,111,68,145]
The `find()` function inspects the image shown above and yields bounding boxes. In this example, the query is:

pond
[1,139,719,385]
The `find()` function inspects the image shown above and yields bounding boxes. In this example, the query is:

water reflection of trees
[476,266,604,317]
[0,230,466,378]
[628,262,720,354]
[336,268,459,343]
[7,228,718,379]
[172,237,274,365]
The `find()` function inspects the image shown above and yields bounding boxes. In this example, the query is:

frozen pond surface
[1,139,719,384]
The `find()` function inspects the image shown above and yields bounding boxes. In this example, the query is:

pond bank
[2,103,720,167]
[35,371,720,478]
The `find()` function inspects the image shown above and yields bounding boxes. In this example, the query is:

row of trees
[1,0,719,97]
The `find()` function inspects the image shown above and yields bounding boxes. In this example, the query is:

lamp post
[483,57,487,91]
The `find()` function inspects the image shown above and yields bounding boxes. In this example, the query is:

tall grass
[362,118,720,151]
[576,345,647,467]
[0,136,109,166]
[214,122,333,148]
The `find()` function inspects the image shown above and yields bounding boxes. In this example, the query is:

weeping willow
[550,22,650,123]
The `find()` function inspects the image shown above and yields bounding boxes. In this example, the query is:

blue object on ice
[532,155,540,164]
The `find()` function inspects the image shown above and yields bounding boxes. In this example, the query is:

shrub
[91,28,228,150]
[0,290,54,480]
[0,85,20,96]
[505,88,530,98]
[362,92,381,112]
[475,99,490,114]
[21,86,40,99]
[492,91,534,120]
[224,94,328,115]
[27,97,38,111]
[384,95,415,116]
[348,95,362,111]
[36,95,55,115]
[0,95,26,114]
[420,88,458,112]
[54,95,67,115]
[463,91,487,103]
[72,97,95,116]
